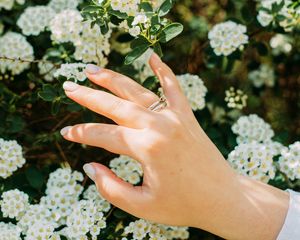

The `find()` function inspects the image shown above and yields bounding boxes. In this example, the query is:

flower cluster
[48,0,81,13]
[176,74,208,111]
[38,56,56,82]
[228,142,276,182]
[278,142,300,181]
[124,219,189,240]
[225,87,248,110]
[0,32,34,75]
[270,34,293,55]
[0,222,22,240]
[109,155,143,184]
[208,21,249,56]
[0,138,26,179]
[257,0,300,32]
[49,9,111,66]
[0,189,29,219]
[54,63,87,82]
[0,168,112,239]
[232,114,274,144]
[248,64,276,88]
[17,6,55,36]
[111,0,140,16]
[0,0,24,11]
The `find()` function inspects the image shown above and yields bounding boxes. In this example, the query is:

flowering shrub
[0,0,299,239]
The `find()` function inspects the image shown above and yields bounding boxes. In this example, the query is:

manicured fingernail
[83,164,96,181]
[63,81,79,92]
[85,64,101,74]
[60,126,72,135]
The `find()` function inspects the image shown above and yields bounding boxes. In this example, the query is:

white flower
[208,21,248,56]
[49,9,83,44]
[83,185,111,212]
[225,87,248,110]
[256,0,299,32]
[232,114,274,144]
[17,6,55,36]
[0,222,22,240]
[124,219,189,240]
[270,34,293,55]
[0,189,29,219]
[48,0,81,13]
[0,0,25,11]
[129,26,141,37]
[228,142,276,183]
[38,56,56,82]
[0,138,26,179]
[248,64,275,88]
[54,63,87,82]
[111,0,140,16]
[176,74,207,111]
[73,21,111,66]
[132,13,149,26]
[0,32,34,75]
[25,221,56,240]
[278,142,300,181]
[110,155,143,184]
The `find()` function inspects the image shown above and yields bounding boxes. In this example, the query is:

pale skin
[60,53,290,240]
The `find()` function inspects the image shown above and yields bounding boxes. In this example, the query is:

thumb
[83,163,149,216]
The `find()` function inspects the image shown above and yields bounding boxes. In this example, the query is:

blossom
[109,155,143,184]
[49,10,83,44]
[256,0,300,32]
[17,6,55,36]
[38,56,56,82]
[54,63,87,82]
[25,221,56,240]
[110,0,140,16]
[0,0,24,11]
[227,142,276,183]
[124,219,189,240]
[48,0,81,13]
[0,189,29,219]
[176,74,207,111]
[278,142,300,181]
[0,222,22,240]
[248,64,276,88]
[225,87,248,110]
[0,32,34,75]
[0,138,26,179]
[208,21,248,56]
[83,185,111,212]
[232,114,274,144]
[270,34,293,55]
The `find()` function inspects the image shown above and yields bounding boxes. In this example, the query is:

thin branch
[0,56,61,68]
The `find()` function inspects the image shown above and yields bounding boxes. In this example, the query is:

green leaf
[25,167,44,190]
[51,100,61,115]
[38,85,57,102]
[108,9,127,19]
[81,5,102,13]
[130,36,150,49]
[153,42,163,57]
[124,44,150,65]
[159,23,183,43]
[140,2,153,12]
[158,0,173,16]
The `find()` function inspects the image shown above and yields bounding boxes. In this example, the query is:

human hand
[61,53,289,240]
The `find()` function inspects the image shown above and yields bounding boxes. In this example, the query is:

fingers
[63,81,156,129]
[84,163,150,217]
[60,123,141,157]
[149,53,189,110]
[85,65,159,108]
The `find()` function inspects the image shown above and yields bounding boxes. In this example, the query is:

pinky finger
[60,123,140,158]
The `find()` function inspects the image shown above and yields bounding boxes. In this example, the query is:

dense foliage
[0,0,299,239]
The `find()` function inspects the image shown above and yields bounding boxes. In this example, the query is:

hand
[61,53,289,240]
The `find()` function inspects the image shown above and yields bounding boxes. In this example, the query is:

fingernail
[83,164,96,181]
[63,81,79,92]
[85,64,101,74]
[60,126,72,135]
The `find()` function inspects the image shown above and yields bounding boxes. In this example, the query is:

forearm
[193,174,289,240]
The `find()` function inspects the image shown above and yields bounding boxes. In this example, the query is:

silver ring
[148,96,167,112]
